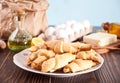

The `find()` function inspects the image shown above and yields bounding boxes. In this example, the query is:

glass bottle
[102,22,120,38]
[7,10,32,51]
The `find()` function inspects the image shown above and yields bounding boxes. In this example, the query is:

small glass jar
[7,10,32,51]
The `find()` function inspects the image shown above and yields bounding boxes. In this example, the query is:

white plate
[13,49,104,77]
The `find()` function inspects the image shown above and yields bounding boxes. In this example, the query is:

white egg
[72,22,88,38]
[77,23,85,30]
[65,21,73,27]
[70,20,77,24]
[38,33,46,39]
[64,27,74,40]
[47,35,56,41]
[82,20,90,28]
[55,29,69,40]
[58,24,66,28]
[55,24,66,30]
[71,23,81,34]
[45,27,55,37]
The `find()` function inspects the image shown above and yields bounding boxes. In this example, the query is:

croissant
[54,41,78,54]
[53,40,64,53]
[41,53,76,72]
[63,59,96,73]
[45,40,77,54]
[76,49,100,63]
[27,49,55,69]
[31,56,47,69]
[62,42,78,53]
[37,49,55,58]
[28,44,47,52]
[27,51,38,65]
[45,40,61,50]
[71,42,91,51]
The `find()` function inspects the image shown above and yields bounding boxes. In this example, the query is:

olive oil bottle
[8,10,32,51]
[102,22,120,38]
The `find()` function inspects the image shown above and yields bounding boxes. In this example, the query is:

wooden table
[0,27,120,83]
[0,45,120,83]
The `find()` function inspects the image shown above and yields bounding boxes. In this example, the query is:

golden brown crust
[41,53,76,73]
[45,40,61,50]
[26,40,101,73]
[63,59,96,73]
[54,41,64,53]
[31,56,47,70]
[76,49,100,63]
[71,42,92,51]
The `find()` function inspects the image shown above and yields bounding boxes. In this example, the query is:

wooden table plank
[0,50,50,83]
[0,48,10,67]
[94,51,120,83]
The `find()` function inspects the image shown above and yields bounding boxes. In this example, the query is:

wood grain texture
[0,48,120,83]
[94,51,120,83]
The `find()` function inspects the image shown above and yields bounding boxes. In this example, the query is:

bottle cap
[15,10,26,21]
[16,10,25,15]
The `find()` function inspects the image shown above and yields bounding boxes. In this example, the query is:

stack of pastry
[27,40,101,73]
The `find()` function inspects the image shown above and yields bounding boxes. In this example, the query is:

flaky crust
[27,40,101,73]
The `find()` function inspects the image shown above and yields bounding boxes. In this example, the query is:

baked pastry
[45,40,61,50]
[28,44,47,52]
[62,42,78,53]
[27,49,55,69]
[63,59,96,73]
[41,53,76,72]
[71,42,92,51]
[76,49,100,63]
[27,51,38,65]
[26,40,101,73]
[45,40,78,54]
[31,56,47,70]
[53,40,64,53]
